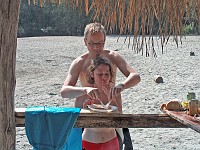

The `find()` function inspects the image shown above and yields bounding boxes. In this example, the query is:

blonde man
[61,22,141,150]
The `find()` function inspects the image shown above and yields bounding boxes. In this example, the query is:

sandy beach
[16,35,200,149]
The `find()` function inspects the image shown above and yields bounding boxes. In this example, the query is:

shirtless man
[61,22,140,106]
[60,22,141,149]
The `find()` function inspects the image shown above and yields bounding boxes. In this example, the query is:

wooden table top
[161,108,200,133]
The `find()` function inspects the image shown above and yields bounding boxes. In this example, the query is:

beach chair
[25,106,82,150]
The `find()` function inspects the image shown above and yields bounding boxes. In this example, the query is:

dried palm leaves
[29,0,200,56]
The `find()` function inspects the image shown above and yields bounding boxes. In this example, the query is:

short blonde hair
[84,22,106,40]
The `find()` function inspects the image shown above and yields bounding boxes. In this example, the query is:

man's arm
[60,58,101,99]
[61,58,86,98]
[112,51,141,89]
[119,63,141,89]
[106,51,140,100]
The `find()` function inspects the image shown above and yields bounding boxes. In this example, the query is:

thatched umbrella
[0,0,200,148]
[25,0,200,56]
[36,0,200,55]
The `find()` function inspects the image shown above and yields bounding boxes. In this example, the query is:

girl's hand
[102,82,124,100]
[83,99,94,108]
[110,84,124,100]
[86,87,101,100]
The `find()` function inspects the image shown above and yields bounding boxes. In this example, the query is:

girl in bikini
[81,56,122,150]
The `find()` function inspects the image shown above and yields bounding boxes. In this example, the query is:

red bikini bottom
[82,136,120,150]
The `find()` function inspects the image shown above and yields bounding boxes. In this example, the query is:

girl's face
[93,64,111,86]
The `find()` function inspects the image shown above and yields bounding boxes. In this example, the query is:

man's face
[84,32,105,56]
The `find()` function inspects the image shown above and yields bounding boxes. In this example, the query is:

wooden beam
[15,108,186,128]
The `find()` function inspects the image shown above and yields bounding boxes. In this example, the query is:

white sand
[16,35,200,149]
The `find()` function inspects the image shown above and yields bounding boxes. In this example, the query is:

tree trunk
[0,0,20,149]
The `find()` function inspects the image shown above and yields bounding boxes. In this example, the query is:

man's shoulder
[103,49,116,53]
[102,49,121,58]
[72,53,89,64]
[102,50,126,66]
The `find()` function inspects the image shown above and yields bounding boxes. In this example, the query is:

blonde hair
[84,22,106,41]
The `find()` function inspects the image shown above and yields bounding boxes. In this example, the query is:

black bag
[117,128,133,150]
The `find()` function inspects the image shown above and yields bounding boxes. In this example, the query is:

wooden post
[0,1,20,149]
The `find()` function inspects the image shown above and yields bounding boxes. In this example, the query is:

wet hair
[84,22,106,41]
[87,57,113,84]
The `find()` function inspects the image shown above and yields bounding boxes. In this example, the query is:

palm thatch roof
[29,0,200,56]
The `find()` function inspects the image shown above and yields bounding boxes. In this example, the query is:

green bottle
[187,92,196,101]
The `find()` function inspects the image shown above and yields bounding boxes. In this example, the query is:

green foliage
[18,0,199,37]
[18,0,92,37]
[17,26,25,36]
[183,24,193,34]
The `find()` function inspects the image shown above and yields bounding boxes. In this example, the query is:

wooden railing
[15,108,186,128]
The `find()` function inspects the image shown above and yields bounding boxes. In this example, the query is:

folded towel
[25,106,81,150]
